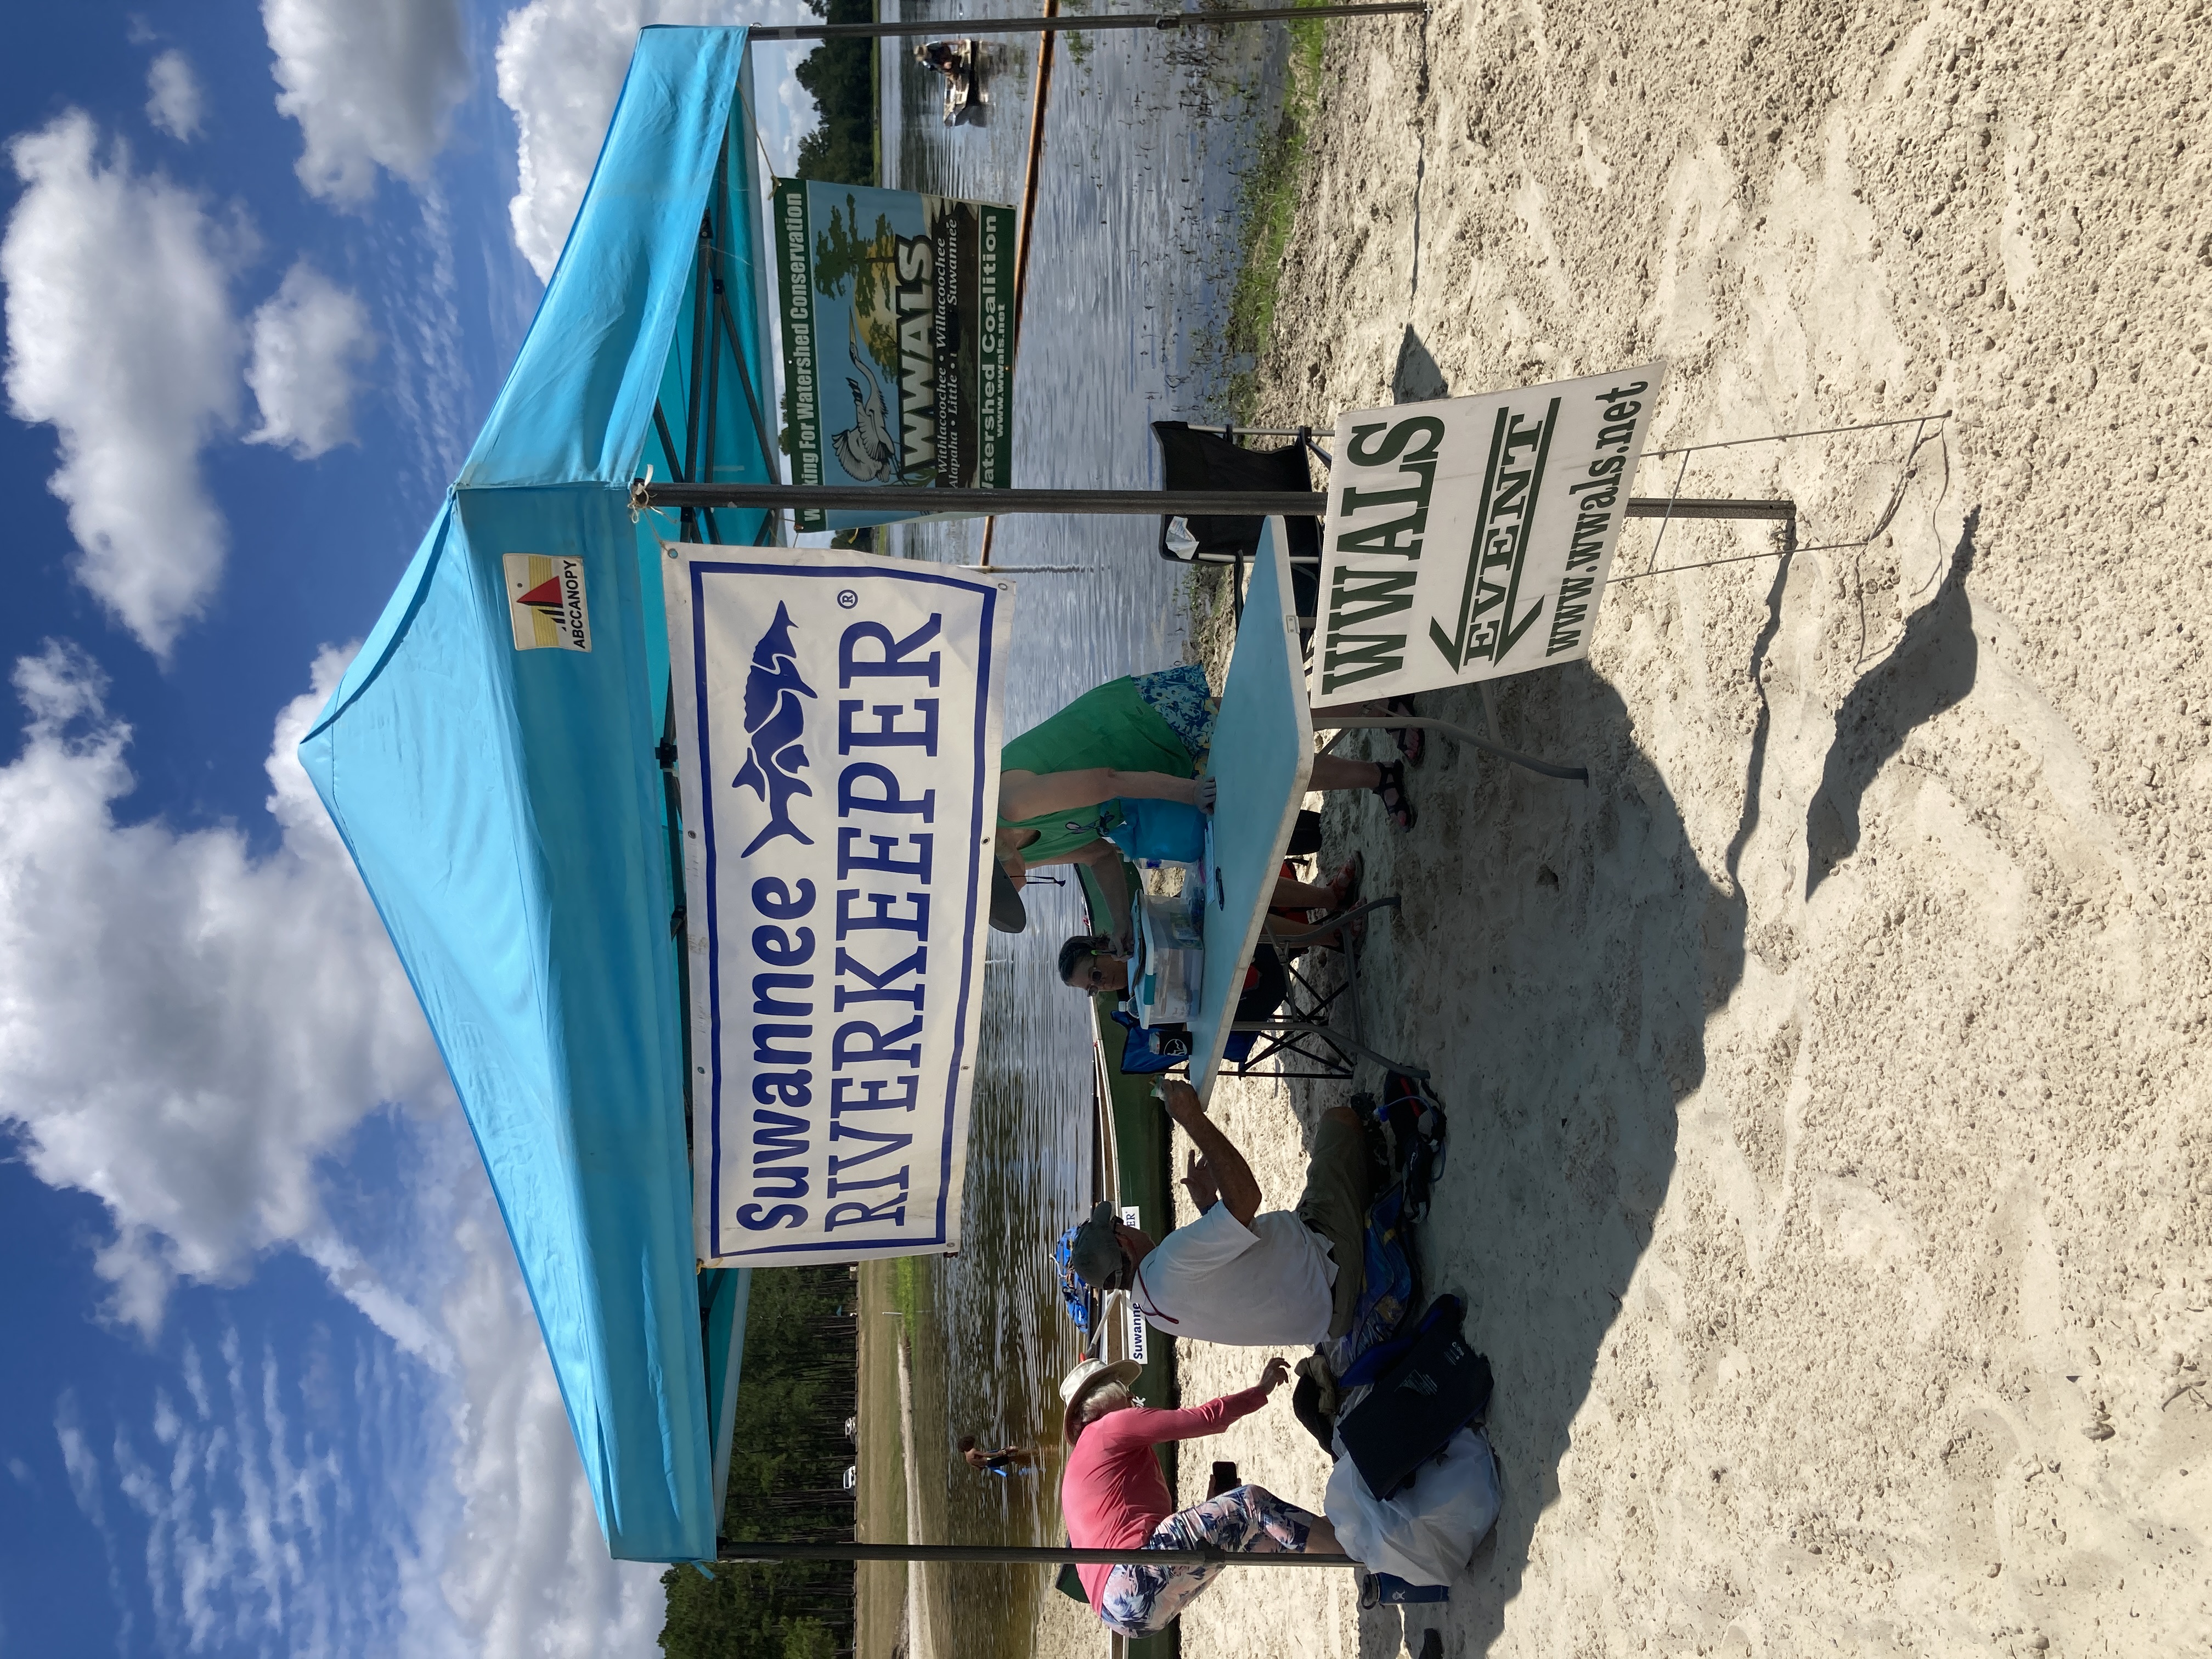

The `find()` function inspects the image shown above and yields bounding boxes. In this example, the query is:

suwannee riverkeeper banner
[665,544,1012,1265]
[1310,365,1664,701]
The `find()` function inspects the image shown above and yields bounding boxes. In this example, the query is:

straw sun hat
[1058,1356,1142,1444]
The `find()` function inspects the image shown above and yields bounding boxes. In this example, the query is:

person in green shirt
[992,665,1410,939]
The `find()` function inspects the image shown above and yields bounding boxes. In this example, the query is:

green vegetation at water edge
[1220,0,1333,421]
[1060,0,1094,67]
[659,1266,858,1659]
[793,0,877,187]
[892,1254,923,1322]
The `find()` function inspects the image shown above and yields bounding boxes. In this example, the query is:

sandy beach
[1144,2,2212,1656]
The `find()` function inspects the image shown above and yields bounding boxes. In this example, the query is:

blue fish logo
[731,602,817,856]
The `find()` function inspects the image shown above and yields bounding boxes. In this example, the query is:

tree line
[659,1267,861,1659]
[793,0,877,188]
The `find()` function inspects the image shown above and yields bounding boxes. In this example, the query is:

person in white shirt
[1062,1080,1369,1347]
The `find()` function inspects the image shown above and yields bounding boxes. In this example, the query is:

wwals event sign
[1310,365,1664,700]
[665,544,1012,1265]
[773,180,1015,531]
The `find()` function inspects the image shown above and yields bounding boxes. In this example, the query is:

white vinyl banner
[665,544,1012,1265]
[1310,364,1664,701]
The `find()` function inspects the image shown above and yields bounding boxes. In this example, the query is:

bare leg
[1309,755,1383,792]
[1311,698,1423,766]
[1311,753,1414,831]
[1269,876,1334,910]
[1302,1514,1346,1555]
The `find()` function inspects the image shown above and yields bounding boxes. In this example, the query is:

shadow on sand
[1336,511,1983,1655]
[1321,656,1744,1658]
[1803,510,1981,896]
[1392,324,1449,403]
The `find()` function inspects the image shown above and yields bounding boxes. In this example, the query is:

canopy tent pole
[635,481,1797,521]
[748,4,1427,42]
[719,1541,1357,1566]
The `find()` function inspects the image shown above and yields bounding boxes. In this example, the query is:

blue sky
[0,4,815,1654]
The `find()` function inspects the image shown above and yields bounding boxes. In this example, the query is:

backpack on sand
[1337,1295,1495,1502]
[1374,1070,1448,1223]
[1336,1178,1418,1367]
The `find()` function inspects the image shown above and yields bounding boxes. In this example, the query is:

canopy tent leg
[744,3,1429,42]
[633,481,1796,522]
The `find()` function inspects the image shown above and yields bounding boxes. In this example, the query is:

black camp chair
[1221,827,1422,1083]
[1221,895,1415,1082]
[1151,421,1326,631]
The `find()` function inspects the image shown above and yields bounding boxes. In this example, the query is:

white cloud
[0,642,446,1336]
[380,187,473,500]
[436,1206,667,1659]
[494,0,817,281]
[56,1389,136,1653]
[146,51,206,143]
[757,52,820,174]
[244,260,376,459]
[4,644,663,1651]
[1,114,246,658]
[263,0,471,206]
[337,1110,664,1657]
[64,1323,460,1657]
[53,1169,663,1657]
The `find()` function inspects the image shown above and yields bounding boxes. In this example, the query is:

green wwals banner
[773,179,1016,529]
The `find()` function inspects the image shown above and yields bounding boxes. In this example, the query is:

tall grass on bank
[893,1254,923,1323]
[1220,1,1331,421]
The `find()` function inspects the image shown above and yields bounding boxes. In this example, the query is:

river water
[868,7,1289,1649]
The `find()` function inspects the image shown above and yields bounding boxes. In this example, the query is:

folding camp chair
[1217,896,1424,1081]
[1152,421,1327,630]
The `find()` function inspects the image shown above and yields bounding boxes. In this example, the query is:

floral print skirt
[1096,1485,1319,1638]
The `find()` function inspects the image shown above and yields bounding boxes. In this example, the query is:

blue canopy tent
[298,26,782,1562]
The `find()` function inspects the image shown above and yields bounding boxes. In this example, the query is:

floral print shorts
[1131,663,1219,763]
[1096,1485,1318,1639]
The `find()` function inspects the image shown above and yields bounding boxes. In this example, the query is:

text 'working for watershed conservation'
[774,180,1016,531]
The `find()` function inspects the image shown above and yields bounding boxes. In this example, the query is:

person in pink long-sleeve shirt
[1058,1355,1344,1638]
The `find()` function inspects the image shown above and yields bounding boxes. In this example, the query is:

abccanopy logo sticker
[503,554,592,652]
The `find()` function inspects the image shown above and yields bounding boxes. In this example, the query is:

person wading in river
[958,1436,1035,1476]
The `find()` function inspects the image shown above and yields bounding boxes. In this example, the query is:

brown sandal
[1325,854,1363,911]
